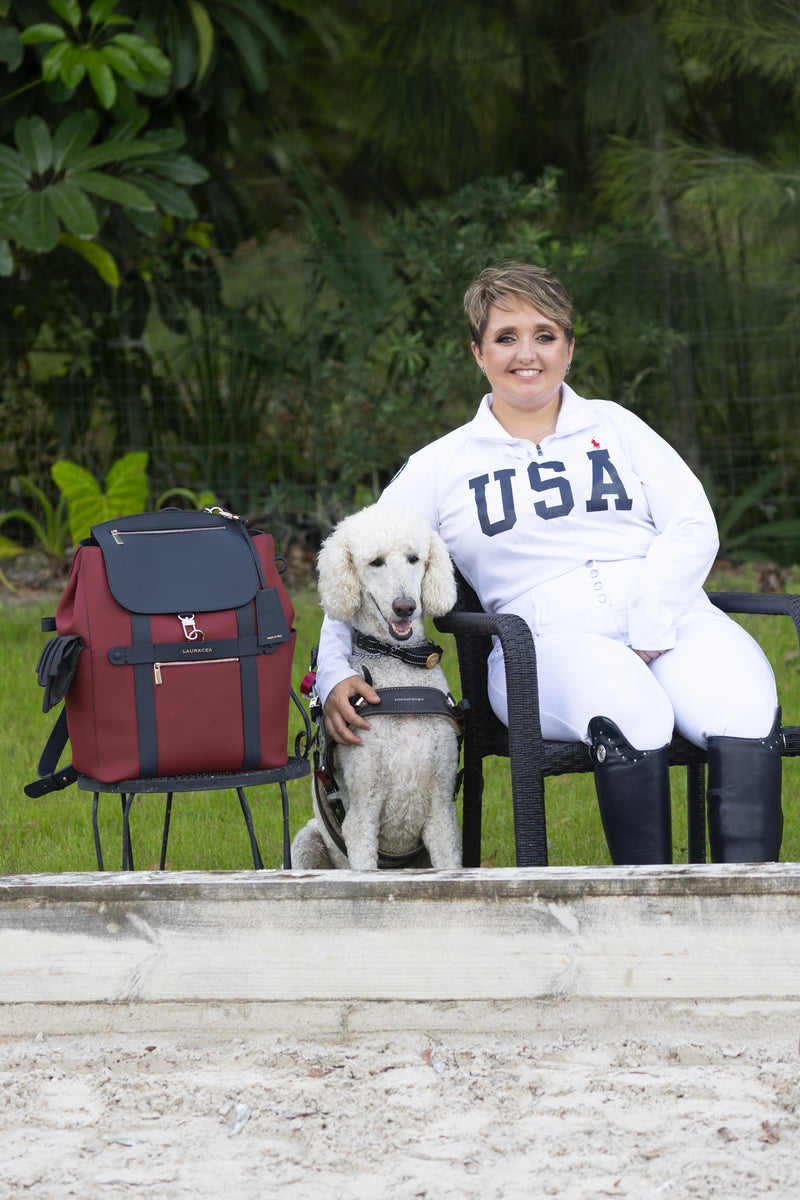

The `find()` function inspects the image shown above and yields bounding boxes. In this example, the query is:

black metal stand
[80,759,310,871]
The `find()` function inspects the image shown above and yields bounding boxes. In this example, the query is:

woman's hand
[633,649,664,664]
[323,675,381,745]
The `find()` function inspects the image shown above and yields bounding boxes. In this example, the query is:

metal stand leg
[92,792,104,870]
[236,787,264,869]
[159,792,174,870]
[82,765,311,873]
[280,781,292,869]
[121,792,136,871]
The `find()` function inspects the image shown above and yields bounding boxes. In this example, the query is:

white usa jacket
[315,384,719,703]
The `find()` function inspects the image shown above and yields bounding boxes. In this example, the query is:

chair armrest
[436,609,534,666]
[708,591,800,652]
[435,608,544,743]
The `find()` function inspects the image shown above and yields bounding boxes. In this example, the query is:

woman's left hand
[633,649,664,663]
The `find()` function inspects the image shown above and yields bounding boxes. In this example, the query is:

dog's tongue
[390,619,412,640]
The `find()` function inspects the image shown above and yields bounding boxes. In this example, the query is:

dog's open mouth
[388,619,413,641]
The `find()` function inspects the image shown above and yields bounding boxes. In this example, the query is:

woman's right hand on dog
[324,675,381,745]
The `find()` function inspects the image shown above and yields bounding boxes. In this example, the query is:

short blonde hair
[464,261,574,348]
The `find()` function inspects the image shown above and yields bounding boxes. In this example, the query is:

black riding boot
[589,716,673,865]
[706,709,783,863]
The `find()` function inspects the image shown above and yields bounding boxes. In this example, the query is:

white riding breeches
[487,560,778,751]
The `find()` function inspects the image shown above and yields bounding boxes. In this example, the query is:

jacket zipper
[154,657,238,685]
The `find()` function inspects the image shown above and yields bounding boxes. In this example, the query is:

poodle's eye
[407,554,419,564]
[368,557,385,568]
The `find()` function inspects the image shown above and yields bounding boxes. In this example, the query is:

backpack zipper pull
[154,662,162,685]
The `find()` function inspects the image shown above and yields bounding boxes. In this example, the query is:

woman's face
[471,299,574,430]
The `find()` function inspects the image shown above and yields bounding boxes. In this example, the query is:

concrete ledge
[2,865,799,1036]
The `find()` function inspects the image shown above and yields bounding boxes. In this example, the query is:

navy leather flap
[92,510,261,614]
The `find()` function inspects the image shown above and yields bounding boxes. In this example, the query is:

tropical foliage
[0,475,70,558]
[2,0,800,561]
[51,448,148,543]
[17,0,170,108]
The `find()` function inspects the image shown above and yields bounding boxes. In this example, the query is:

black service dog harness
[306,639,467,868]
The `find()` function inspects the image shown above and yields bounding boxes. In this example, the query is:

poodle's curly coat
[291,503,463,871]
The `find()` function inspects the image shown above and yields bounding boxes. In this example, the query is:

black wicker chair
[435,576,800,867]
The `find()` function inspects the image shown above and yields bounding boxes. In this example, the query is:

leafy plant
[0,476,71,558]
[155,486,218,511]
[0,535,24,561]
[18,0,171,110]
[1,0,302,279]
[0,0,200,280]
[706,466,800,563]
[52,450,148,544]
[0,108,208,281]
[0,535,25,594]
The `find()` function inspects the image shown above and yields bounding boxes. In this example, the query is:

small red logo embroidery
[591,438,600,448]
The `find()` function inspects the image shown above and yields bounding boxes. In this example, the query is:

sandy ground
[1,1021,799,1200]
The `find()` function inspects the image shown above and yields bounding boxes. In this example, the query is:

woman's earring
[565,362,571,375]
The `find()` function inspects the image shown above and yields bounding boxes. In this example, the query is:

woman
[316,261,783,864]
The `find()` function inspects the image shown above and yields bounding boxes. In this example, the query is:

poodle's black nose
[392,595,416,620]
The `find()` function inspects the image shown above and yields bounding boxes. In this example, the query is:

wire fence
[3,250,800,563]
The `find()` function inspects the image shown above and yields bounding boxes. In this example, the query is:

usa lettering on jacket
[469,448,634,535]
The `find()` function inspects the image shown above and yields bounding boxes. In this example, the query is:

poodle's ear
[317,523,362,620]
[421,530,458,617]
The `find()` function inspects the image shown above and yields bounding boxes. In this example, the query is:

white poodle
[291,503,463,871]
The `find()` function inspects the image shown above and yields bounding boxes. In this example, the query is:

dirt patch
[2,1025,799,1198]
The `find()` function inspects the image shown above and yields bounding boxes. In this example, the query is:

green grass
[3,568,800,872]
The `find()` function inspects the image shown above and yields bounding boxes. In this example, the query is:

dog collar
[352,631,444,670]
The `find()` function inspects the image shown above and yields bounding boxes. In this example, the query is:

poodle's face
[349,541,429,642]
[317,504,457,643]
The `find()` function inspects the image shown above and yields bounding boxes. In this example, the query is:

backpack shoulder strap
[24,709,78,798]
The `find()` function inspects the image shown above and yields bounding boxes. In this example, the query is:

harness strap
[353,686,466,736]
[311,685,467,869]
[312,752,428,868]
